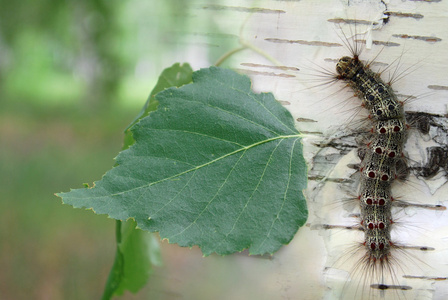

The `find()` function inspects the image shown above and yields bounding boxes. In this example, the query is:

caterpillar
[336,47,409,299]
[303,21,448,300]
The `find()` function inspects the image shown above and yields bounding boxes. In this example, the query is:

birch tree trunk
[151,1,448,299]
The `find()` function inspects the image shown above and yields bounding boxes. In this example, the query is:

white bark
[158,1,448,299]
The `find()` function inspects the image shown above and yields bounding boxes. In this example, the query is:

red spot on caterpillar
[380,127,386,134]
[379,199,385,205]
[368,171,375,178]
[366,198,373,205]
[379,222,385,229]
[394,126,400,132]
[371,243,376,250]
[381,174,389,181]
[388,151,396,158]
[375,147,382,154]
[379,243,385,250]
[368,223,374,229]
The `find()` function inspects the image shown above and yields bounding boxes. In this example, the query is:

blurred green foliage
[1,0,122,106]
[0,0,233,108]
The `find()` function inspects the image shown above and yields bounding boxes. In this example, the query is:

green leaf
[59,66,308,256]
[115,221,162,294]
[123,63,193,150]
[101,220,162,300]
[101,63,193,300]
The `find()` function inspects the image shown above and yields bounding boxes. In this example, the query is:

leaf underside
[59,66,308,256]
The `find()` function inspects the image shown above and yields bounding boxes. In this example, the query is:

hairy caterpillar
[305,17,448,300]
[336,49,407,290]
[335,44,409,299]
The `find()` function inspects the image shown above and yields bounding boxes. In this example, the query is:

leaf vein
[255,138,300,251]
[147,128,245,148]
[215,138,287,248]
[73,135,301,201]
[169,150,247,239]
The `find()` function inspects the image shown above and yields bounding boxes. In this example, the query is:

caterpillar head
[336,56,363,80]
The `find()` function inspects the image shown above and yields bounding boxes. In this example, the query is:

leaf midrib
[70,134,301,200]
